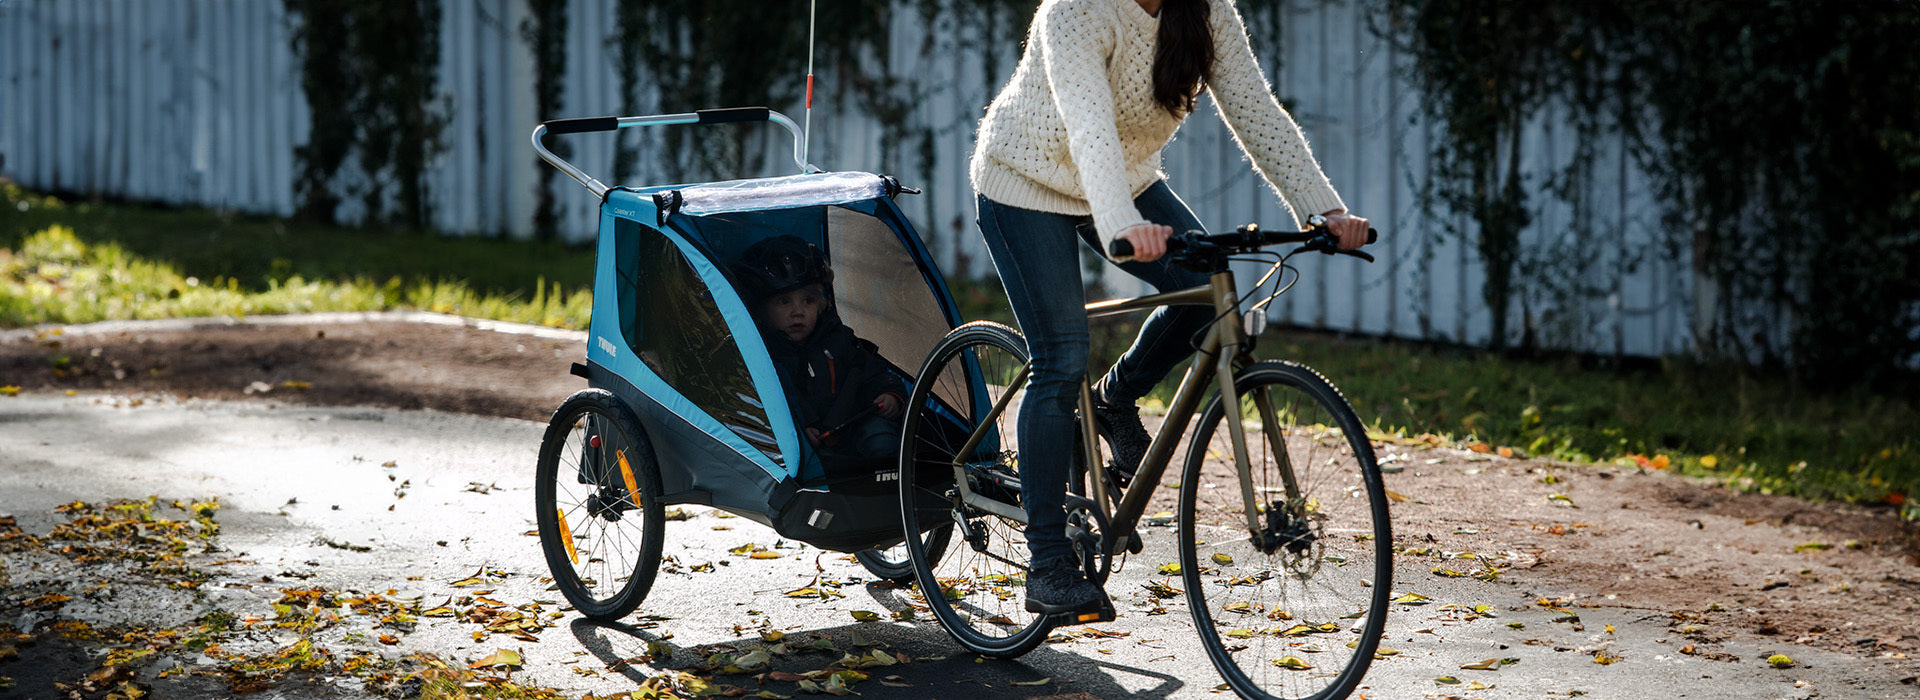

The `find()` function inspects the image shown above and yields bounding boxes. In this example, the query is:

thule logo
[597,336,618,357]
[874,472,898,482]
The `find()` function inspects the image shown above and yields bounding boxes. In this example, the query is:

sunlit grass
[1,224,590,330]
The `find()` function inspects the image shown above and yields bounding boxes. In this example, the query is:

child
[732,236,905,476]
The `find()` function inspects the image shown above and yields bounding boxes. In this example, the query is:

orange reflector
[1076,612,1101,623]
[557,508,578,565]
[617,449,639,499]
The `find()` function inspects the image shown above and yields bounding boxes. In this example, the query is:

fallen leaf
[1011,678,1052,686]
[469,648,523,669]
[1273,656,1313,670]
[1768,654,1794,668]
[1461,658,1501,670]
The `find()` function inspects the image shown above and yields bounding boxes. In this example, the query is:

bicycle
[896,218,1393,700]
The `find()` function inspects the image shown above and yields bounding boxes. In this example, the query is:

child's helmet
[733,235,833,299]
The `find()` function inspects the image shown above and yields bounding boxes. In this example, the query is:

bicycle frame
[946,265,1299,557]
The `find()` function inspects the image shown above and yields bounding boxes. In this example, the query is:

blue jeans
[974,181,1210,568]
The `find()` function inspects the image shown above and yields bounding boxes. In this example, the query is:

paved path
[1,394,1909,698]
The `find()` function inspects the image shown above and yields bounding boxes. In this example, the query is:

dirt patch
[0,318,582,422]
[2,317,1915,663]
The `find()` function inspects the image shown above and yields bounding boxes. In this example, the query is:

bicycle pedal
[1050,594,1116,626]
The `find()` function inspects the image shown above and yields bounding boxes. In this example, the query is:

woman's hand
[874,393,903,420]
[1118,222,1175,262]
[1321,210,1370,250]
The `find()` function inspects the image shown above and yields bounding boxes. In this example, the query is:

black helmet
[732,235,833,300]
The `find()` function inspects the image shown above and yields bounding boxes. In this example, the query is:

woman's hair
[1153,0,1214,116]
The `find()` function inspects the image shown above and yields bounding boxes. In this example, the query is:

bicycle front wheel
[1177,361,1392,700]
[535,389,666,621]
[898,321,1054,657]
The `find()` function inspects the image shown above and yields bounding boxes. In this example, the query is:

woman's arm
[1039,1,1152,249]
[1203,0,1347,225]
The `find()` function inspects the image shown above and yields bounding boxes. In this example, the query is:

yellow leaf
[1434,676,1461,685]
[1157,562,1181,575]
[1700,455,1719,468]
[1392,592,1432,605]
[1211,553,1234,566]
[468,648,523,669]
[1767,654,1794,668]
[1273,656,1313,670]
[0,386,20,396]
[1385,490,1410,503]
[1226,629,1255,638]
[750,551,782,560]
[850,610,880,622]
[1460,658,1500,670]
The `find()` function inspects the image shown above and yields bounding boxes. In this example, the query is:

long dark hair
[1153,0,1215,116]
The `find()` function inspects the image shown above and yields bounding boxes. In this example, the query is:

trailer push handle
[532,108,809,198]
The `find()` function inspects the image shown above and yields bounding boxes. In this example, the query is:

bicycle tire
[853,524,953,583]
[1177,361,1392,700]
[898,321,1055,657]
[535,389,666,621]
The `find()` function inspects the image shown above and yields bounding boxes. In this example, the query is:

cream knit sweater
[970,0,1346,250]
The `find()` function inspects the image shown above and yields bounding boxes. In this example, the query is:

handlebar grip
[541,116,619,135]
[1109,239,1135,260]
[696,107,772,124]
[1368,227,1378,244]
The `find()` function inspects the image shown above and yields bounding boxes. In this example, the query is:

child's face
[761,284,827,342]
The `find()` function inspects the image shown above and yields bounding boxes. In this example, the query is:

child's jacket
[763,308,905,439]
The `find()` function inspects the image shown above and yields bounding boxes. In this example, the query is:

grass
[3,182,1914,516]
[1264,333,1916,510]
[1,182,593,328]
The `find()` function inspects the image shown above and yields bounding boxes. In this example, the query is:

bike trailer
[534,108,962,553]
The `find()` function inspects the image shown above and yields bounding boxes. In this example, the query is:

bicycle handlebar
[1108,222,1378,264]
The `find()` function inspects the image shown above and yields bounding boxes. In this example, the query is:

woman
[969,0,1371,614]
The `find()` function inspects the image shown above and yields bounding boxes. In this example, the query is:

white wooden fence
[0,0,1691,357]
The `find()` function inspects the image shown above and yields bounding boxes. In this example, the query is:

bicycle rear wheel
[1177,361,1392,700]
[898,321,1054,657]
[535,389,666,621]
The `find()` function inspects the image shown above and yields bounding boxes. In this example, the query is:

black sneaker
[1091,383,1150,488]
[1024,562,1104,614]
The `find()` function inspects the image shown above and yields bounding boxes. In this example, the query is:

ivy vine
[523,0,569,241]
[1378,0,1919,388]
[285,0,449,230]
